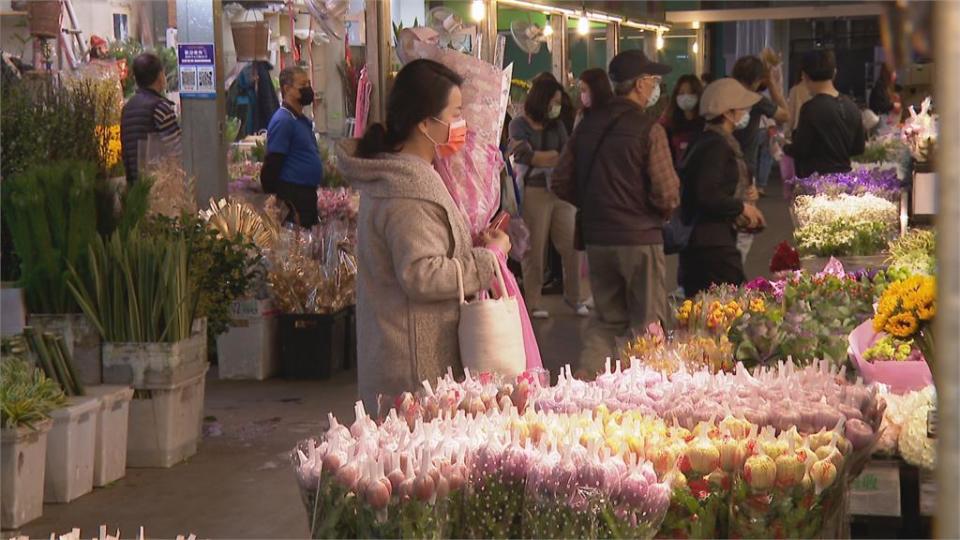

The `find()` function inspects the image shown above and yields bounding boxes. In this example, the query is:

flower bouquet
[786,169,901,202]
[728,427,849,539]
[885,229,935,278]
[873,275,935,364]
[875,386,936,458]
[622,323,735,374]
[792,193,898,258]
[655,426,730,539]
[901,97,937,163]
[769,242,801,274]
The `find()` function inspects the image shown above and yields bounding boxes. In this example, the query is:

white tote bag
[453,258,526,380]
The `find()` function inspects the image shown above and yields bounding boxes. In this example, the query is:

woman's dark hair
[524,77,563,124]
[578,68,613,110]
[801,50,836,82]
[664,74,705,128]
[133,53,164,88]
[732,55,766,87]
[356,59,463,157]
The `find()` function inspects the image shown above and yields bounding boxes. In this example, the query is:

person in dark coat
[678,78,766,298]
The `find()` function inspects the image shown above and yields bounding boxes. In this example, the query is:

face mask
[580,92,591,109]
[676,94,698,111]
[646,83,661,108]
[425,117,467,159]
[733,110,751,130]
[299,86,315,106]
[548,104,562,120]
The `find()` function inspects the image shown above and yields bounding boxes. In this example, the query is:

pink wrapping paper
[848,319,932,394]
[410,41,509,235]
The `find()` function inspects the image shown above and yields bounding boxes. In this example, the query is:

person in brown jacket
[552,50,680,376]
[337,59,511,411]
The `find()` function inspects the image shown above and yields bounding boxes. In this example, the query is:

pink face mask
[580,92,592,109]
[426,117,467,159]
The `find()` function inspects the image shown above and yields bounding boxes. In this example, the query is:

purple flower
[787,169,900,200]
[745,277,775,294]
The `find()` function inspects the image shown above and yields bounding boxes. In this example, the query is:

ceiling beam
[666,3,885,24]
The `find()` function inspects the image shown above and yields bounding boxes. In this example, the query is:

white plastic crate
[85,385,134,486]
[1,420,52,529]
[217,299,278,380]
[102,322,207,388]
[127,367,207,468]
[45,396,99,503]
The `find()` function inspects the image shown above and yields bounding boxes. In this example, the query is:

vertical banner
[177,43,216,99]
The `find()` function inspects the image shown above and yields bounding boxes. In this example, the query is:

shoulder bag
[454,257,525,380]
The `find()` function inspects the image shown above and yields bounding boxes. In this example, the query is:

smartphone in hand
[490,211,511,233]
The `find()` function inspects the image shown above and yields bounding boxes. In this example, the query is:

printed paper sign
[850,460,901,517]
[178,43,216,99]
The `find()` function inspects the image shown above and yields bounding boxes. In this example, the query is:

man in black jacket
[552,50,680,376]
[785,50,866,178]
[120,53,182,183]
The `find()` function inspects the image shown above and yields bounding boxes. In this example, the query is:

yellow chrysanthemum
[749,298,766,313]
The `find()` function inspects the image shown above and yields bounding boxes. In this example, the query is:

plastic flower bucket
[848,320,932,394]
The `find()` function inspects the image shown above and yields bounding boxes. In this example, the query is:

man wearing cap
[552,49,680,375]
[677,78,766,298]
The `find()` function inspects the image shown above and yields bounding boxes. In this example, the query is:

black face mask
[299,86,314,106]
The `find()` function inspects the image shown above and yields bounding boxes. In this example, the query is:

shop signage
[177,43,216,99]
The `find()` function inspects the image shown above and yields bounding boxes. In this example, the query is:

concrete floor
[19,178,793,538]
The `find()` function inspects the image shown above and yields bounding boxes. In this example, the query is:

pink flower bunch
[534,360,883,443]
[294,402,674,538]
[316,187,359,224]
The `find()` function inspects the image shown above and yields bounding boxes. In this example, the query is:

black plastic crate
[278,310,347,379]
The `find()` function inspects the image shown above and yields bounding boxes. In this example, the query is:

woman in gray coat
[337,60,511,412]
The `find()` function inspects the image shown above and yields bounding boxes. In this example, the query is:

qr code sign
[197,68,214,91]
[180,68,197,91]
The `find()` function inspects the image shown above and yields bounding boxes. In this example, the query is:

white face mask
[676,94,698,111]
[733,110,751,130]
[548,103,562,120]
[646,83,661,108]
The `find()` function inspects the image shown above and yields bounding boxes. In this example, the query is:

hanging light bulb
[577,15,590,36]
[692,40,699,54]
[543,21,554,37]
[656,32,665,50]
[692,20,701,30]
[470,0,485,22]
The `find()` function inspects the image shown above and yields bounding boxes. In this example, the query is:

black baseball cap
[608,50,672,83]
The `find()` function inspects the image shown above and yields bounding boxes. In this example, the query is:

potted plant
[67,223,210,468]
[1,161,104,386]
[1,77,138,385]
[0,357,65,528]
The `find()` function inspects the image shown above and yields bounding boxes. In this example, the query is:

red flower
[689,479,710,501]
[770,241,801,273]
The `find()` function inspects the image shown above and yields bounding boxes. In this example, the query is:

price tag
[850,460,901,517]
[927,407,937,439]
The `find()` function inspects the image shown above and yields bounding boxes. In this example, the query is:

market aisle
[534,171,794,377]
[24,175,793,538]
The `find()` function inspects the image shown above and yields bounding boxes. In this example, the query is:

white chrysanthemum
[895,386,937,469]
